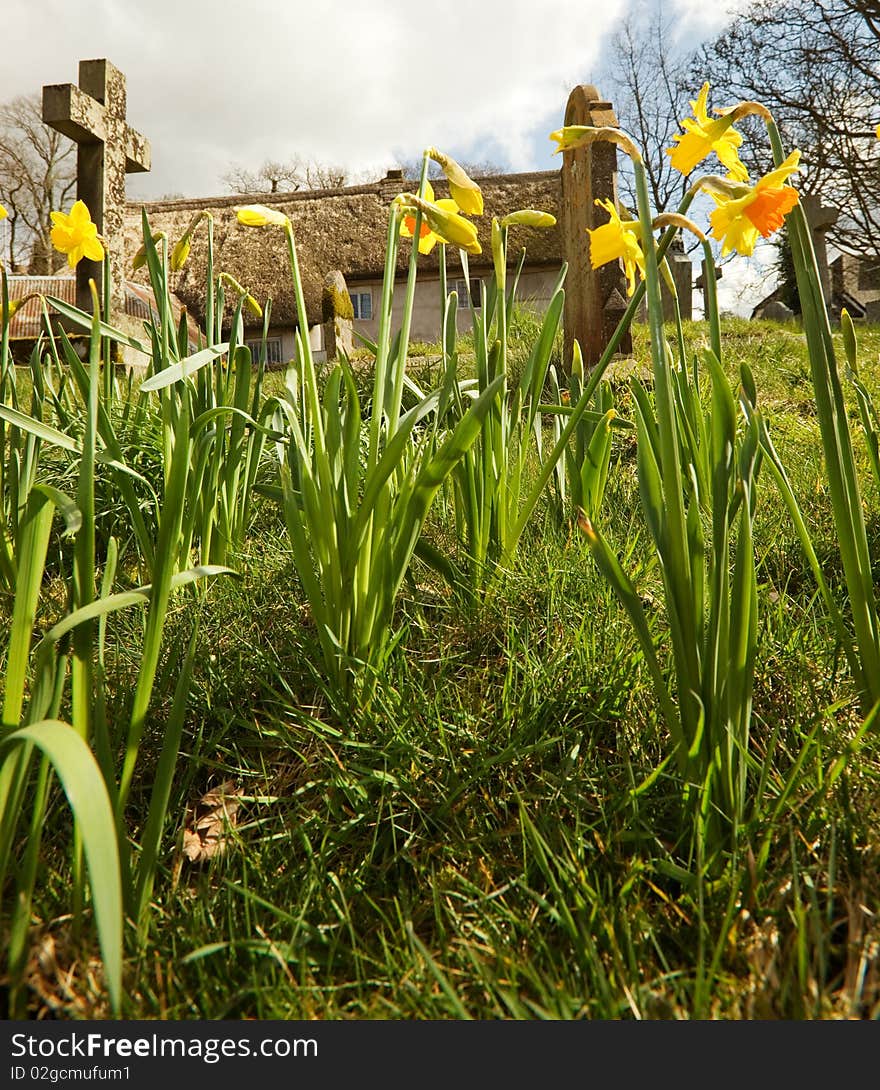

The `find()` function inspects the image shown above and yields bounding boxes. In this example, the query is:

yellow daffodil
[399,181,462,254]
[50,200,105,268]
[587,198,645,297]
[706,151,800,257]
[426,148,484,216]
[235,204,290,228]
[876,123,880,140]
[396,193,481,254]
[500,209,557,229]
[132,231,166,271]
[0,204,7,221]
[666,83,749,181]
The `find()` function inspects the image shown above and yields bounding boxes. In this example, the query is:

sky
[2,0,770,314]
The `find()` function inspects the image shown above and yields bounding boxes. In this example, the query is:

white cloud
[669,0,753,37]
[703,242,778,318]
[3,0,630,198]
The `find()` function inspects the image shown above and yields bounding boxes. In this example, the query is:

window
[453,278,483,309]
[245,337,283,365]
[351,291,372,320]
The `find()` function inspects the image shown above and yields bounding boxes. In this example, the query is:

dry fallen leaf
[180,779,242,863]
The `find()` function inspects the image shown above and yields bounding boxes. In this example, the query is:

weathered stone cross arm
[41,58,151,315]
[42,81,150,173]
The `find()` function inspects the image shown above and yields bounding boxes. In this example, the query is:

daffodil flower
[235,204,290,228]
[587,198,645,297]
[399,181,462,254]
[500,210,556,229]
[426,148,484,216]
[50,200,105,268]
[0,204,7,222]
[396,193,481,254]
[666,83,749,181]
[705,151,800,257]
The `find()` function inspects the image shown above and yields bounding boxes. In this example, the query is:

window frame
[351,290,373,320]
[452,277,483,310]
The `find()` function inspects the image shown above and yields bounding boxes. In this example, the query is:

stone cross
[800,193,839,307]
[559,85,632,371]
[42,59,150,315]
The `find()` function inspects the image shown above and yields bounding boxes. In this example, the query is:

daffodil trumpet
[701,151,801,257]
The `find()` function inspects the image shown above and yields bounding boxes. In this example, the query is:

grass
[2,315,879,1020]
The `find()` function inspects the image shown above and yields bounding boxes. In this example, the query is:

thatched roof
[125,169,562,329]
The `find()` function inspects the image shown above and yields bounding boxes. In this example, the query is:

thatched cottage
[830,252,880,322]
[123,169,564,364]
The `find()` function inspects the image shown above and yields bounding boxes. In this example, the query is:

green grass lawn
[3,316,880,1020]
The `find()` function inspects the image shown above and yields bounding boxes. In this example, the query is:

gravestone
[42,59,150,317]
[800,193,839,307]
[664,236,693,321]
[696,256,722,315]
[322,269,355,362]
[637,235,694,323]
[559,85,632,371]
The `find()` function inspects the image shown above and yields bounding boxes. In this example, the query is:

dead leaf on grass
[180,779,242,864]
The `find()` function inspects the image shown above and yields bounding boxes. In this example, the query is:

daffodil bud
[572,341,584,381]
[170,233,192,272]
[2,295,33,323]
[841,308,858,374]
[235,204,290,228]
[244,294,263,320]
[550,126,642,163]
[500,210,556,229]
[132,232,166,271]
[426,147,484,216]
[492,218,505,293]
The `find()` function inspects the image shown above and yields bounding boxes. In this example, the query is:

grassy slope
[4,317,880,1020]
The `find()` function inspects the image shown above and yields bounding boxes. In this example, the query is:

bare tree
[695,0,880,259]
[222,156,347,195]
[593,7,693,217]
[398,158,504,183]
[0,94,76,272]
